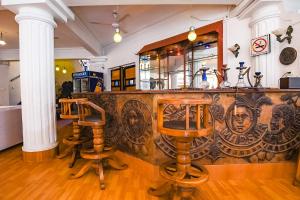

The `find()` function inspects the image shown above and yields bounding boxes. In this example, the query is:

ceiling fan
[190,15,229,23]
[89,10,129,34]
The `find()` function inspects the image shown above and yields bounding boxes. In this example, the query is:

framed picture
[250,34,271,56]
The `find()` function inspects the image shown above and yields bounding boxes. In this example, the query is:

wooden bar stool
[71,100,128,189]
[57,98,90,168]
[149,98,212,199]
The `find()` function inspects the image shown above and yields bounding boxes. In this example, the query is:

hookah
[214,64,231,88]
[236,62,248,88]
[199,66,210,89]
[253,72,263,88]
[242,65,263,88]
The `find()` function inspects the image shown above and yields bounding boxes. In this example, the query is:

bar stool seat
[71,100,128,189]
[149,98,212,199]
[57,98,90,168]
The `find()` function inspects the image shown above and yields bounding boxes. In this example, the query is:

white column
[249,2,281,87]
[15,7,57,152]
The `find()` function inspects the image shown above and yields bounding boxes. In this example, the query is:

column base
[23,146,58,162]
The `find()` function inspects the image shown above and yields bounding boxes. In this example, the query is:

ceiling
[0,3,237,51]
[0,10,82,49]
[71,5,197,47]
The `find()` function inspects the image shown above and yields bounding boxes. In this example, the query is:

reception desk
[73,89,300,182]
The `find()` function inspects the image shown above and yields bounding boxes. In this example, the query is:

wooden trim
[23,147,57,163]
[116,150,297,181]
[138,21,223,54]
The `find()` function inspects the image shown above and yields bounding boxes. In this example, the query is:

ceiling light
[205,44,210,49]
[113,28,122,43]
[188,26,197,42]
[62,68,67,74]
[55,66,60,71]
[0,32,6,46]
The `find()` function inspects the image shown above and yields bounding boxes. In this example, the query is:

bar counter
[73,88,300,169]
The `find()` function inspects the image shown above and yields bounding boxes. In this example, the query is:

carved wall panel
[74,91,300,165]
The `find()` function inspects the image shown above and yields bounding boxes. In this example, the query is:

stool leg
[57,145,73,159]
[93,125,106,188]
[57,121,81,160]
[70,160,93,179]
[148,181,172,196]
[107,155,128,170]
[98,160,105,190]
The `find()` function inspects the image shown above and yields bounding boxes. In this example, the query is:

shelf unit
[138,21,223,90]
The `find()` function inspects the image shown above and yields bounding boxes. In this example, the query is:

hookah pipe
[236,62,247,87]
[214,64,230,88]
[190,66,209,88]
[190,68,202,88]
[242,67,264,88]
[253,72,263,88]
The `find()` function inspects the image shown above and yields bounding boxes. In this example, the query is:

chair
[71,100,128,189]
[149,98,212,199]
[57,98,90,168]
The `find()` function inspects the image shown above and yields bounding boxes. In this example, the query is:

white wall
[224,17,251,86]
[104,5,230,90]
[278,9,300,77]
[0,62,9,106]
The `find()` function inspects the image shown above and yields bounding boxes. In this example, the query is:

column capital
[1,0,74,23]
[231,0,282,21]
[15,7,57,28]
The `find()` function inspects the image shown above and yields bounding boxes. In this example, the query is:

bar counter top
[74,88,300,95]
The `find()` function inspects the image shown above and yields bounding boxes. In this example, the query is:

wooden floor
[0,122,299,200]
[0,145,299,200]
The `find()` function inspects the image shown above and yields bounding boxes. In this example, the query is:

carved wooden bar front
[73,89,300,185]
[57,98,90,168]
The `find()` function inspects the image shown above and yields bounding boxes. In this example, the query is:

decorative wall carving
[120,99,152,155]
[75,91,300,165]
[155,93,300,163]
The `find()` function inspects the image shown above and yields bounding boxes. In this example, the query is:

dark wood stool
[71,100,128,189]
[149,98,212,199]
[57,98,90,168]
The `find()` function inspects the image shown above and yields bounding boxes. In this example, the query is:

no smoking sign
[251,34,271,56]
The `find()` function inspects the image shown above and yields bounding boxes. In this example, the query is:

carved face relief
[121,99,152,145]
[270,110,285,131]
[231,106,252,133]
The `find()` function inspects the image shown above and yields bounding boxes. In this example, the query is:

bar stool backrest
[157,98,212,137]
[76,100,106,126]
[59,98,88,119]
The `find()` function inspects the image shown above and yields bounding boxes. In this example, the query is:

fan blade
[191,16,212,22]
[119,14,130,22]
[119,27,128,34]
[89,21,111,26]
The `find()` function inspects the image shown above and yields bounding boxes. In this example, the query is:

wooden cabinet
[111,68,121,91]
[111,63,136,91]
